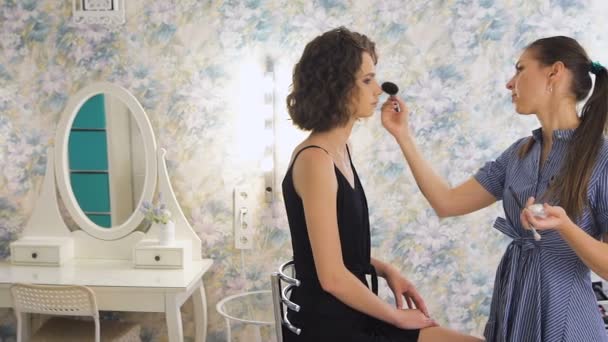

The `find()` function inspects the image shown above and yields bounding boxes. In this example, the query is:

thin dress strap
[345,144,353,164]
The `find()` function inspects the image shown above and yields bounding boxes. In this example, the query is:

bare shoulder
[292,146,334,177]
[292,146,337,196]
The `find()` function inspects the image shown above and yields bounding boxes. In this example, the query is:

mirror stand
[10,82,202,266]
[10,146,202,264]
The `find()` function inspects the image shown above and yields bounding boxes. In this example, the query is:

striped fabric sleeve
[474,138,527,201]
[594,158,608,234]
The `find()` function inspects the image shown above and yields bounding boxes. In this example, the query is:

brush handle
[508,186,541,240]
[531,227,541,241]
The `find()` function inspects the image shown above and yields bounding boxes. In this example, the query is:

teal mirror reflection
[67,93,145,228]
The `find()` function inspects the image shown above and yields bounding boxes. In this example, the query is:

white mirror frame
[55,82,157,240]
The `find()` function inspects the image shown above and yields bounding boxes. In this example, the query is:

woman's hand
[392,309,438,330]
[384,267,430,317]
[521,197,574,232]
[381,96,411,139]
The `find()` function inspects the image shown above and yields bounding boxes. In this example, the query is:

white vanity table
[0,82,212,342]
[0,259,212,342]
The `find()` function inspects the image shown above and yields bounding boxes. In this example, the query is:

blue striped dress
[474,128,608,342]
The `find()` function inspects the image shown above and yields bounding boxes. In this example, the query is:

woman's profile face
[349,52,382,119]
[506,49,552,115]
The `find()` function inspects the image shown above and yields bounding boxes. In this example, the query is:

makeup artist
[381,36,608,342]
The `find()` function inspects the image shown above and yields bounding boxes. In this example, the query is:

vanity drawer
[10,238,74,266]
[12,246,59,264]
[135,249,182,267]
[133,240,191,269]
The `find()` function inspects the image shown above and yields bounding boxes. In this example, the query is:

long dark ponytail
[521,36,607,220]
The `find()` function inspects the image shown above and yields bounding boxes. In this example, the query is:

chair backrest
[271,260,301,342]
[10,283,100,342]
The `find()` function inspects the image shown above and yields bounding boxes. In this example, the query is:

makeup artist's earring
[548,86,553,93]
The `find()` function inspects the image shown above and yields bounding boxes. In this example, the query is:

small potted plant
[140,192,174,245]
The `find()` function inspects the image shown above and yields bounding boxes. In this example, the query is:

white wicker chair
[10,283,140,342]
[270,260,301,342]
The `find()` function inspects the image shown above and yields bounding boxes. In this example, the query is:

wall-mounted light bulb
[261,156,273,173]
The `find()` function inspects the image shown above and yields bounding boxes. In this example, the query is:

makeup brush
[508,186,541,241]
[381,82,400,112]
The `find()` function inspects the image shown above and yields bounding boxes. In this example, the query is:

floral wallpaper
[2,0,608,341]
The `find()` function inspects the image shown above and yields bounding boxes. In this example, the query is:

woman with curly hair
[281,27,483,342]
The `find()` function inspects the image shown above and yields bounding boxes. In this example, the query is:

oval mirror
[55,82,157,240]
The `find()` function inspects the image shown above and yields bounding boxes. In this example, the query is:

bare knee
[417,326,484,342]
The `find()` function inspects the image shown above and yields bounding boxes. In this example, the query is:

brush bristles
[381,82,399,95]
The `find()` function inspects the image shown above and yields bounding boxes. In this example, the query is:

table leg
[193,284,207,342]
[165,294,184,342]
[17,313,31,342]
[225,318,232,342]
[253,325,262,342]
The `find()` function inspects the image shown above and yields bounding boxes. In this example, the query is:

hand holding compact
[523,198,574,233]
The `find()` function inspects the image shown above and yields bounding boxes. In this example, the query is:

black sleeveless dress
[281,145,420,342]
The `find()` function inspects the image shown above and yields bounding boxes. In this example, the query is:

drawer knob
[154,255,161,262]
[31,252,38,259]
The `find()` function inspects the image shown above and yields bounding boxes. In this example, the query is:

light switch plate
[83,0,113,10]
[234,186,253,249]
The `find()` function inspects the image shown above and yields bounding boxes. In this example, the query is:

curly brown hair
[286,27,377,132]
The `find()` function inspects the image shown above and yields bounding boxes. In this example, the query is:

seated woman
[281,26,483,342]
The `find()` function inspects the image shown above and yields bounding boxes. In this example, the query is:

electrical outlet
[234,186,253,249]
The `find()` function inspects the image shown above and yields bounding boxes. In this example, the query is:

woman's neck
[536,98,580,144]
[309,121,354,157]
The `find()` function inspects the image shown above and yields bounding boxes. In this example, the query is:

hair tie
[590,61,604,74]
